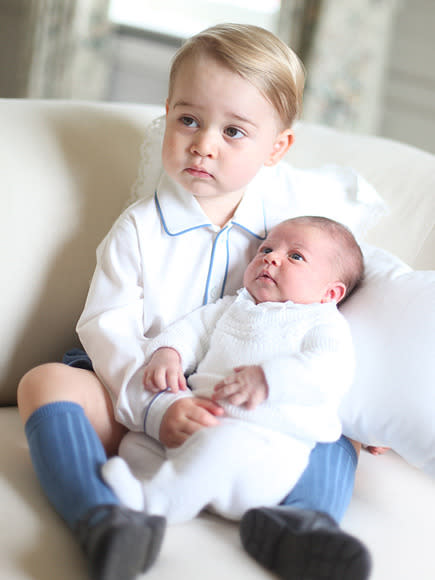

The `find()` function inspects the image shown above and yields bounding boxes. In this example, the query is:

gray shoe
[240,506,371,580]
[76,504,166,580]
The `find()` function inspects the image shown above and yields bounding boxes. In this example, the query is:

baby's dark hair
[283,216,364,302]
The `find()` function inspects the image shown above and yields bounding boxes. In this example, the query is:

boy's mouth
[186,166,213,179]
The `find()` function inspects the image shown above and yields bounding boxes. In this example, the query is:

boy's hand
[159,397,224,448]
[212,365,268,410]
[365,445,390,456]
[143,347,187,393]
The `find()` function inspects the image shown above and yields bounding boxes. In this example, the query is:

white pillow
[340,244,435,477]
[278,163,389,239]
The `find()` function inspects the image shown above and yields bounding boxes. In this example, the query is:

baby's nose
[264,252,280,265]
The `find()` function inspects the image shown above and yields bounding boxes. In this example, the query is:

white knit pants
[116,419,310,524]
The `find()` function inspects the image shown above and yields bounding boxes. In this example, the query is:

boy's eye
[224,126,245,139]
[180,116,198,128]
[260,247,272,254]
[290,252,304,261]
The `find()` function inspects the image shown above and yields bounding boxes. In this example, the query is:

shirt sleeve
[76,213,163,432]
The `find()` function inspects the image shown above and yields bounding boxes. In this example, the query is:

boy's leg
[25,399,119,526]
[281,435,358,522]
[18,360,125,456]
[240,436,372,580]
[18,363,165,580]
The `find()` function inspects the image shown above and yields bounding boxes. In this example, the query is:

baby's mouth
[257,271,276,284]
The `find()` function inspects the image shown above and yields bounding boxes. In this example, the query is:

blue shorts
[62,348,94,371]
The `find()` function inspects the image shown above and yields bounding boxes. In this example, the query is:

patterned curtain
[279,0,400,134]
[0,0,112,99]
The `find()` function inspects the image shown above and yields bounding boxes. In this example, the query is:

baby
[102,215,363,562]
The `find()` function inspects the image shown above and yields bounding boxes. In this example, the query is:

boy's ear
[321,282,347,304]
[264,129,294,166]
[165,99,169,115]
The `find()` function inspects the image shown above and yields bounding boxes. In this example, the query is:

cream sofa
[1,99,434,580]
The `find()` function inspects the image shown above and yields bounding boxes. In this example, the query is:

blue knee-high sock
[281,435,357,523]
[25,401,119,529]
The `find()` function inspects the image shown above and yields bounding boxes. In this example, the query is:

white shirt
[77,162,382,435]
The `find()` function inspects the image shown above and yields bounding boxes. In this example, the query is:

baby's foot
[102,456,144,511]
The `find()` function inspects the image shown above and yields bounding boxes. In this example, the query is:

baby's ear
[265,129,294,166]
[322,282,347,304]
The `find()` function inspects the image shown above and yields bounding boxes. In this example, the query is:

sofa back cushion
[0,100,161,404]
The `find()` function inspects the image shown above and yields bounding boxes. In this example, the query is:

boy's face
[162,54,292,211]
[243,222,346,305]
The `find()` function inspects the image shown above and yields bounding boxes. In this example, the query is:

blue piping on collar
[155,192,268,239]
[155,191,212,236]
[232,221,268,240]
[231,199,268,240]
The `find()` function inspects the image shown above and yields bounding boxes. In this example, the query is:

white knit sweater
[146,289,355,445]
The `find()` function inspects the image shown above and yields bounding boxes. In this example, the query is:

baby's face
[243,222,345,305]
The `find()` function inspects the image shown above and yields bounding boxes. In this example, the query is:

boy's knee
[17,363,79,422]
[18,363,67,394]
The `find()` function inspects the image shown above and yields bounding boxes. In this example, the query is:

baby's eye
[290,252,304,261]
[260,247,273,254]
[180,116,198,128]
[224,126,245,139]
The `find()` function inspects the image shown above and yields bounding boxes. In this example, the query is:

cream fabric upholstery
[0,99,434,580]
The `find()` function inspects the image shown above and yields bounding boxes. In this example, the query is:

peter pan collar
[155,169,270,239]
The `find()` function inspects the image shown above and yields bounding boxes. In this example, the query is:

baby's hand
[143,347,187,393]
[212,365,268,410]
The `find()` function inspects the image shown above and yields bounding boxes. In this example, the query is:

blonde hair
[282,216,364,301]
[168,23,305,128]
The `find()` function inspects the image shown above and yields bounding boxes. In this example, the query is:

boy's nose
[190,132,217,158]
